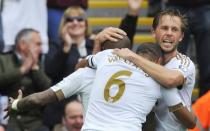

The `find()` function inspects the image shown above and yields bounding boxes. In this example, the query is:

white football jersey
[155,53,196,131]
[51,67,95,114]
[82,50,161,131]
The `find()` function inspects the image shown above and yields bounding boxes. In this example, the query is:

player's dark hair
[101,35,131,50]
[136,42,163,62]
[153,8,188,33]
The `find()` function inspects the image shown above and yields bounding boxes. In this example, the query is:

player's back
[82,50,161,131]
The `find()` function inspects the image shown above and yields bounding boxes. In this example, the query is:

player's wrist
[128,52,137,61]
[12,99,19,111]
[85,55,96,69]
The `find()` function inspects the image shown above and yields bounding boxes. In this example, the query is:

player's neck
[163,50,178,64]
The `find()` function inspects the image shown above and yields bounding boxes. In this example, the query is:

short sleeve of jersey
[87,49,113,69]
[51,68,85,98]
[160,87,182,107]
[165,54,195,80]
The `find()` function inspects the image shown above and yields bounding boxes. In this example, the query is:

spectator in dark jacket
[0,28,51,131]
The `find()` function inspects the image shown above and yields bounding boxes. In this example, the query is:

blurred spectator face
[19,31,42,59]
[61,6,87,38]
[63,101,83,131]
[28,32,42,58]
[153,15,184,53]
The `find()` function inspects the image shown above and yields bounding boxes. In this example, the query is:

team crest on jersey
[176,53,190,73]
[179,64,188,72]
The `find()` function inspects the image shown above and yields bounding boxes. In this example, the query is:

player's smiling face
[153,15,184,54]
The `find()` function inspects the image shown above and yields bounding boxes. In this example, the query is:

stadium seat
[89,0,148,9]
[88,17,153,26]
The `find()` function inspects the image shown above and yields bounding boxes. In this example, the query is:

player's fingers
[4,106,8,112]
[108,27,127,36]
[9,97,14,103]
[105,35,118,42]
[3,112,9,119]
[116,29,126,36]
[17,89,23,99]
[3,106,10,119]
[109,32,124,40]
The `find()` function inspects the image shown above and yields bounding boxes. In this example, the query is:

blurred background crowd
[0,0,210,131]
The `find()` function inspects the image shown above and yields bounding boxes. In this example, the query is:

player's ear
[179,32,184,42]
[151,29,156,38]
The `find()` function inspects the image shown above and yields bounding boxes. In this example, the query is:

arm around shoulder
[128,53,185,88]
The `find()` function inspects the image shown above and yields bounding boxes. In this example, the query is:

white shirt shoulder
[51,67,95,114]
[165,53,195,79]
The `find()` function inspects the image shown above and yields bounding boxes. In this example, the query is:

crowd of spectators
[0,0,210,130]
[0,0,141,130]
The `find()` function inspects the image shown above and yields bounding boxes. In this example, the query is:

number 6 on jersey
[104,70,132,103]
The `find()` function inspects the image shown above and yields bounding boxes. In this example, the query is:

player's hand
[4,90,23,119]
[93,27,127,54]
[95,27,127,43]
[113,48,136,61]
[75,58,88,70]
[128,0,143,13]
